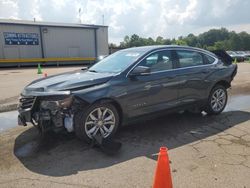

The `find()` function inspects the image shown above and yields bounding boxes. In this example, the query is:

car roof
[120,45,216,57]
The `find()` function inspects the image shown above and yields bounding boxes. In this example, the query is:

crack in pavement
[181,117,250,172]
[0,177,98,188]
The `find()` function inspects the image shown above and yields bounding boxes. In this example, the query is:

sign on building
[3,32,39,45]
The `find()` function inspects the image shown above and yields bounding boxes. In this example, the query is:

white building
[0,19,108,66]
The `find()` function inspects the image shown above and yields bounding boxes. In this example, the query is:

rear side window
[176,50,203,68]
[203,54,216,64]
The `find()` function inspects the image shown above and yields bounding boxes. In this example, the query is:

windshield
[89,51,143,73]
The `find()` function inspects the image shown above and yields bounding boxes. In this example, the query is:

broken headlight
[56,96,73,109]
[40,96,73,110]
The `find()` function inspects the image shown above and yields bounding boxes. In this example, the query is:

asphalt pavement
[0,64,250,188]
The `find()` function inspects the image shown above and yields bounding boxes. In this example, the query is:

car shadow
[14,110,250,177]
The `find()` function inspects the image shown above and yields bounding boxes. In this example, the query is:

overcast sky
[1,0,250,44]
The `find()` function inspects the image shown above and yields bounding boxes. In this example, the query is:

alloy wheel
[211,88,226,112]
[84,107,116,138]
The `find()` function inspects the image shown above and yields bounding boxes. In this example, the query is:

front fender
[72,83,111,104]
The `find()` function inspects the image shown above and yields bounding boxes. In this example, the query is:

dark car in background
[18,46,237,142]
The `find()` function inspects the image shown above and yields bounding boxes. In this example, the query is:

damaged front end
[18,93,86,135]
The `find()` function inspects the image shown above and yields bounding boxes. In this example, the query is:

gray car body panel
[19,45,237,125]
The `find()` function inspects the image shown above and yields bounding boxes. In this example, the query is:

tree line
[110,28,250,51]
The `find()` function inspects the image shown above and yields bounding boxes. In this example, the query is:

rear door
[173,49,215,105]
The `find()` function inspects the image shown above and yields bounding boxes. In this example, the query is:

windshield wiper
[81,67,88,71]
[88,69,98,73]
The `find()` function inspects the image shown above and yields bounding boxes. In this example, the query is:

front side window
[138,50,173,72]
[176,50,203,68]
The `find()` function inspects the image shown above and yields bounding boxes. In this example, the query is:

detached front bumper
[18,96,36,126]
[18,113,29,126]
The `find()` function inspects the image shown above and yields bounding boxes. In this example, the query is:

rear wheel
[205,85,227,115]
[74,103,120,143]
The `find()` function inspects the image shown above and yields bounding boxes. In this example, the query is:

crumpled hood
[23,69,114,95]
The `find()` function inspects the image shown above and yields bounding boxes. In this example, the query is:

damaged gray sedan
[18,45,237,143]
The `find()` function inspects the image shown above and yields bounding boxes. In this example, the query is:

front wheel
[205,85,228,115]
[74,103,120,143]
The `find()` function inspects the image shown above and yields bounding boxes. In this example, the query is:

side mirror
[129,66,151,76]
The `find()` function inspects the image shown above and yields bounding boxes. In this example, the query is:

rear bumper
[232,64,237,80]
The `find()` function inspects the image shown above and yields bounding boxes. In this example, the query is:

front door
[124,50,179,118]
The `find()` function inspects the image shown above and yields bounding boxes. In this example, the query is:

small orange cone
[153,147,173,188]
[44,73,47,78]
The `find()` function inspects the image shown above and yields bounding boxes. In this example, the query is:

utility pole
[102,14,104,25]
[78,8,82,23]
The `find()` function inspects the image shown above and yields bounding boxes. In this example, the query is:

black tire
[74,102,120,143]
[205,85,228,115]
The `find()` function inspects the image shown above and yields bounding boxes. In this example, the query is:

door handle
[201,70,209,74]
[166,75,176,79]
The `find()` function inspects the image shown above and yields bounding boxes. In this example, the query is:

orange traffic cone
[44,73,48,78]
[153,147,173,188]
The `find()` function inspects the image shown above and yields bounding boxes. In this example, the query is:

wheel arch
[213,80,231,90]
[205,80,230,100]
[73,97,123,142]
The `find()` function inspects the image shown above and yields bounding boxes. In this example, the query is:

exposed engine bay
[18,94,86,136]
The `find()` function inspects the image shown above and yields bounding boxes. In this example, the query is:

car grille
[19,96,36,110]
